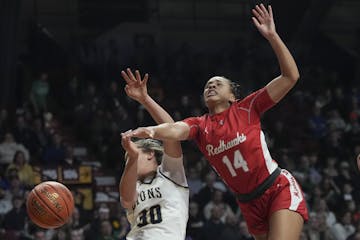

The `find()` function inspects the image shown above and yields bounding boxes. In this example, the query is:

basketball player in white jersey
[119,68,189,240]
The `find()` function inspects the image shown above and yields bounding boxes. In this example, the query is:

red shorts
[237,169,309,235]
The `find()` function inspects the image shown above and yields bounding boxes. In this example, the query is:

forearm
[140,95,174,124]
[151,122,189,141]
[119,159,137,208]
[267,33,299,81]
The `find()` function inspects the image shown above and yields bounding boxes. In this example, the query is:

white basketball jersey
[126,154,189,240]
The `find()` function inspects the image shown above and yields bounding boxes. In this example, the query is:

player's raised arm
[124,122,190,142]
[119,132,139,209]
[252,4,300,103]
[121,68,182,157]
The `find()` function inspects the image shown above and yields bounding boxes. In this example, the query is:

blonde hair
[124,139,164,165]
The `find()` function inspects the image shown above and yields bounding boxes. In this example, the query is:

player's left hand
[251,4,277,39]
[121,68,149,103]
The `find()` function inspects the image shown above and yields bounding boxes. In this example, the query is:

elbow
[285,72,299,85]
[288,71,300,83]
[293,72,300,82]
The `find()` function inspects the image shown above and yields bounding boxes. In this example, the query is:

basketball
[26,181,75,229]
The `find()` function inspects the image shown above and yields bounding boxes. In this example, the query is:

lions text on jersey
[126,154,189,240]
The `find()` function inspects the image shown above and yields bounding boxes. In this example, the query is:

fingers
[259,4,269,16]
[121,70,132,84]
[255,5,265,17]
[268,5,273,19]
[121,130,132,148]
[135,70,141,82]
[142,73,149,86]
[121,127,154,139]
[252,17,261,28]
[126,68,137,82]
[122,68,149,85]
[252,3,270,22]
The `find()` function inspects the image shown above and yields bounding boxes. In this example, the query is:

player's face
[137,148,157,177]
[203,77,235,108]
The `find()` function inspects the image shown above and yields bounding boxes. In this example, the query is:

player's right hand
[121,68,149,103]
[121,130,139,160]
[123,127,155,139]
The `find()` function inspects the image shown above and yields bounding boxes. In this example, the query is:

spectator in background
[336,161,353,188]
[0,132,30,166]
[61,76,82,124]
[341,182,354,203]
[308,106,327,139]
[104,81,128,122]
[63,145,81,167]
[69,206,87,230]
[219,214,241,240]
[305,211,335,240]
[330,210,355,240]
[187,167,203,198]
[0,185,12,217]
[42,133,65,166]
[113,214,130,240]
[32,229,47,240]
[6,150,34,186]
[7,175,25,200]
[51,227,69,240]
[32,117,51,160]
[70,228,85,240]
[323,156,339,178]
[0,109,10,136]
[98,220,115,240]
[203,189,235,223]
[194,170,225,211]
[30,72,50,115]
[85,205,111,240]
[320,176,341,210]
[12,115,37,155]
[199,205,225,240]
[312,198,337,228]
[186,201,204,240]
[0,194,27,237]
[348,222,360,240]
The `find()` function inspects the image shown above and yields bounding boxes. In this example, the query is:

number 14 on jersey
[222,150,249,176]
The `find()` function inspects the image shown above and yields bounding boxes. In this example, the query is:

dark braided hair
[218,76,242,100]
[229,80,243,100]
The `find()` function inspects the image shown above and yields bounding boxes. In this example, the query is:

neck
[208,102,231,115]
[139,170,157,182]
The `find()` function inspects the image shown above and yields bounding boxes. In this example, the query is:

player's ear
[229,93,236,103]
[147,151,155,161]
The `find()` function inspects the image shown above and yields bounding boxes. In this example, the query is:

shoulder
[162,153,184,163]
[182,114,207,125]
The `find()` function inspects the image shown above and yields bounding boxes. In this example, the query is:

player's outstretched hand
[121,130,139,160]
[121,68,149,103]
[251,4,276,39]
[122,127,155,139]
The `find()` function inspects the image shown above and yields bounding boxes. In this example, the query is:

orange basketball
[26,181,74,229]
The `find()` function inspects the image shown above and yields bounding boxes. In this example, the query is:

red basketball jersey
[183,88,278,194]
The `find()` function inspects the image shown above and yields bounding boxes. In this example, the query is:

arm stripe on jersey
[158,170,189,189]
[247,90,262,124]
[237,89,263,124]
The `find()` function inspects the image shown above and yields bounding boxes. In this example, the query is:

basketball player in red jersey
[123,4,308,239]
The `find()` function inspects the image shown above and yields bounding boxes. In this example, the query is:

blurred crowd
[0,26,359,240]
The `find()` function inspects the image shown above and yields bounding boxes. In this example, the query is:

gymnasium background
[0,0,359,239]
